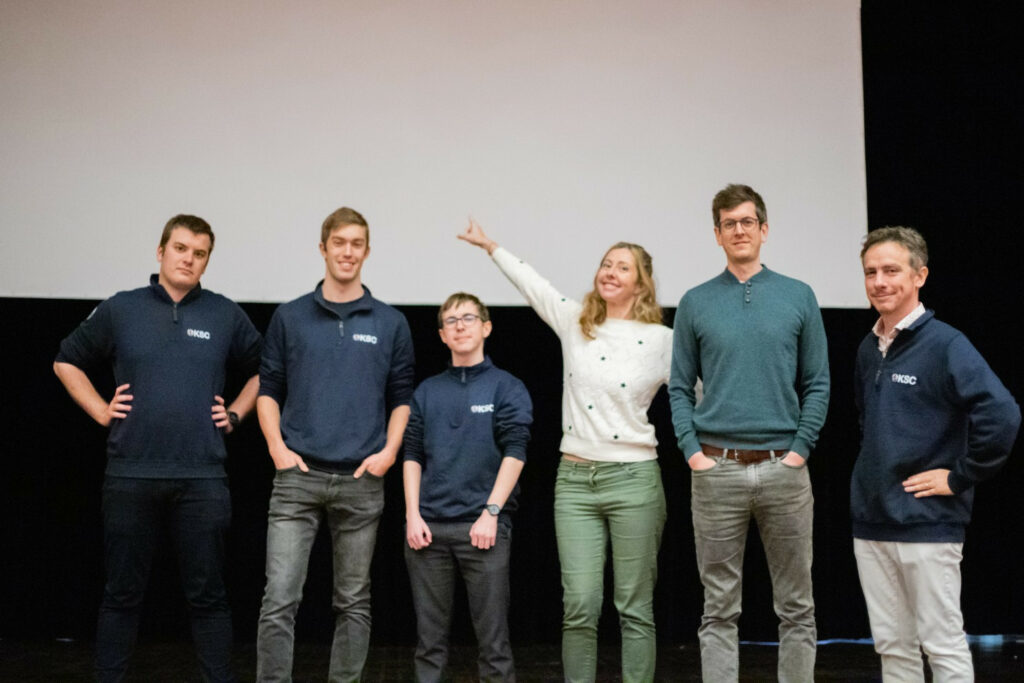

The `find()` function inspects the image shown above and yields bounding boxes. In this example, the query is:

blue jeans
[404,520,515,682]
[554,459,666,683]
[256,466,385,683]
[691,456,816,683]
[96,476,234,683]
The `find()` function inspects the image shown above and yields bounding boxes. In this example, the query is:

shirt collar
[872,302,926,340]
[872,302,925,357]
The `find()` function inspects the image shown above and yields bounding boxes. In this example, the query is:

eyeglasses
[718,217,761,233]
[442,313,482,327]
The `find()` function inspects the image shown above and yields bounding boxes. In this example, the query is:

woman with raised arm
[459,218,671,682]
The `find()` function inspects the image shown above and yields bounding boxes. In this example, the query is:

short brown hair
[711,184,767,226]
[438,292,490,329]
[321,207,369,245]
[861,226,929,270]
[160,214,214,251]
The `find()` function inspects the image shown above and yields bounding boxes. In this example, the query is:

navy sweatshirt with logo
[851,310,1020,542]
[259,283,415,470]
[55,275,263,478]
[403,357,533,524]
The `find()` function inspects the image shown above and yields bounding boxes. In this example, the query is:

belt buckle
[729,448,755,465]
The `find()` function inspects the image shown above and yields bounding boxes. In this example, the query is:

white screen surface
[1,0,866,307]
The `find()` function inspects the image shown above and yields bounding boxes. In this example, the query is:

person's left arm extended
[904,334,1021,497]
[470,457,526,550]
[785,287,831,466]
[212,375,260,434]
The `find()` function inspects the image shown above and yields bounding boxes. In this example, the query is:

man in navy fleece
[852,226,1020,681]
[53,214,262,682]
[255,206,415,682]
[403,292,532,682]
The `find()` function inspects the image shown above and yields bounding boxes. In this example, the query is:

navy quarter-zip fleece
[403,357,532,523]
[851,310,1020,542]
[56,275,263,478]
[259,282,415,470]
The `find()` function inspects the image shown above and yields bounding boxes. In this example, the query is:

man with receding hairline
[852,226,1019,681]
[54,214,262,683]
[255,206,415,682]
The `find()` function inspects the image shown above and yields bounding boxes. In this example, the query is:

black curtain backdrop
[2,1,1021,646]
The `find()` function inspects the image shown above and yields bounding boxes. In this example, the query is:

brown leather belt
[700,443,777,465]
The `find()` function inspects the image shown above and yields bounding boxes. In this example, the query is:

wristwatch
[485,504,501,517]
[227,411,241,429]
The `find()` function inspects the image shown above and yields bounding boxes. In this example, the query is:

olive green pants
[554,458,666,683]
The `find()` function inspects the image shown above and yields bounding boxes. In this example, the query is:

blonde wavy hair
[579,242,662,340]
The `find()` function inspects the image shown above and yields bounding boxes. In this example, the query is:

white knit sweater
[492,247,672,462]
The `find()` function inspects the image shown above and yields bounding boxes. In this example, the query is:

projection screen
[1,0,867,307]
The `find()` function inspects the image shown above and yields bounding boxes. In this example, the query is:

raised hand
[458,217,497,254]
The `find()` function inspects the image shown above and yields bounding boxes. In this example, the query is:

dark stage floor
[2,638,1023,682]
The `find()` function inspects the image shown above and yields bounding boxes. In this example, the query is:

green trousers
[554,458,666,682]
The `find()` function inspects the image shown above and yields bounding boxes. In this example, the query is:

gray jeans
[256,466,385,683]
[404,520,515,683]
[691,455,816,683]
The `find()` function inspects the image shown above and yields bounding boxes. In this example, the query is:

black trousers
[404,520,515,683]
[95,476,235,683]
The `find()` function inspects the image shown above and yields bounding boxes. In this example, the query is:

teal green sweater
[669,267,830,459]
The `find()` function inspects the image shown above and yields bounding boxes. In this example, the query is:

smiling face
[594,247,640,310]
[157,227,211,299]
[320,223,370,288]
[714,200,768,267]
[862,240,928,326]
[438,300,492,366]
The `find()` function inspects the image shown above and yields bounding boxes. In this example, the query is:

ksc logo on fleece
[890,372,917,385]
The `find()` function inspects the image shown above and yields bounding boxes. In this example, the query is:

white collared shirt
[872,302,925,357]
